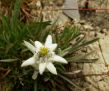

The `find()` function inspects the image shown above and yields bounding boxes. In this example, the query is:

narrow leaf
[58,74,82,90]
[0,59,18,62]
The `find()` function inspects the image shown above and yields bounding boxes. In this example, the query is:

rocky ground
[73,11,109,91]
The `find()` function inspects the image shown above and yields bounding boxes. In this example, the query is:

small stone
[89,31,95,38]
[100,29,107,34]
[63,0,80,21]
[53,0,64,6]
[95,26,101,32]
[95,32,105,38]
[83,24,93,30]
[79,20,86,25]
[36,0,41,8]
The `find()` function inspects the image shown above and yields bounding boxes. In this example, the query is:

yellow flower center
[39,47,49,57]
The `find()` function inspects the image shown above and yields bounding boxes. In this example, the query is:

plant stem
[34,79,37,91]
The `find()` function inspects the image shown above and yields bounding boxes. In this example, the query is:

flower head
[21,35,68,79]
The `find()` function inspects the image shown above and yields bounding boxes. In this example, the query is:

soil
[80,12,109,30]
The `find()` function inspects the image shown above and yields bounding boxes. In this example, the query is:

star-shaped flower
[21,35,68,79]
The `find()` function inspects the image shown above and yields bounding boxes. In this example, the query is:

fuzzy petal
[21,57,35,67]
[35,41,43,50]
[47,44,57,51]
[24,40,35,54]
[45,35,52,46]
[46,63,57,75]
[52,55,68,64]
[32,71,38,80]
[39,63,46,75]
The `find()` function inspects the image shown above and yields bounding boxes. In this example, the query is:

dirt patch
[80,12,109,30]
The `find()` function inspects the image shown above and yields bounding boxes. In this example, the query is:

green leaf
[0,59,18,62]
[0,15,11,32]
[80,38,99,47]
[59,26,80,49]
[67,51,96,62]
[75,58,98,63]
[11,0,22,31]
[58,74,82,90]
[64,38,99,56]
[61,46,72,57]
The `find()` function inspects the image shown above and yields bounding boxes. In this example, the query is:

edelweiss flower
[21,35,67,79]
